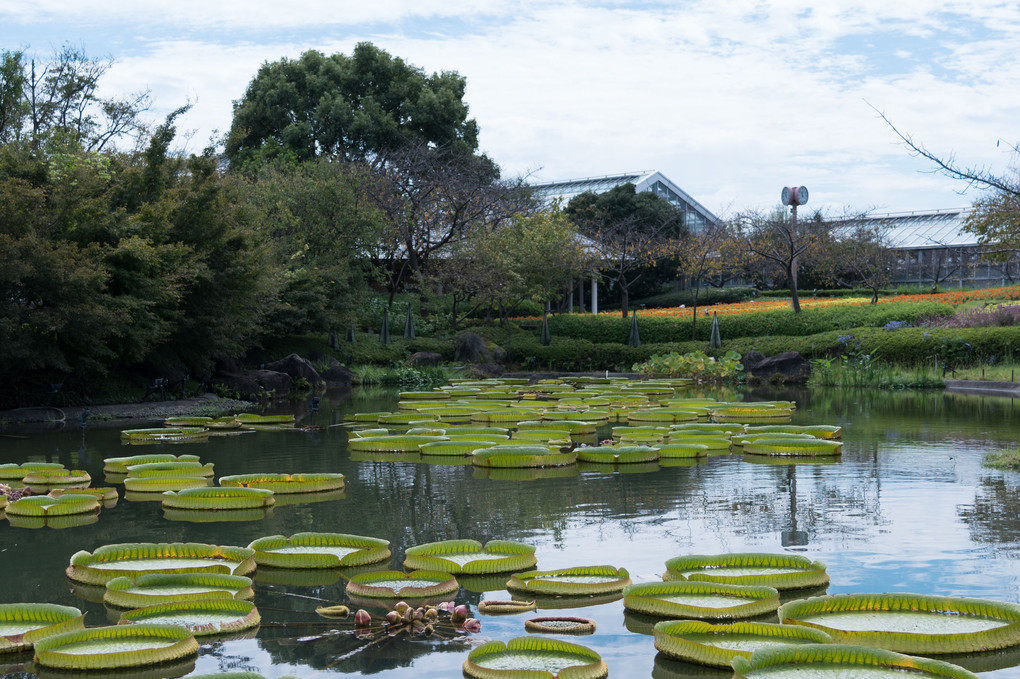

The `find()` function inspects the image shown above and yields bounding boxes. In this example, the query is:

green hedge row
[545,302,954,343]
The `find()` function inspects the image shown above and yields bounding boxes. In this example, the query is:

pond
[2,385,1020,677]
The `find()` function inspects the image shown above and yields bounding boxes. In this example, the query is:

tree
[676,219,734,338]
[565,184,685,317]
[361,142,532,304]
[821,222,895,303]
[225,43,479,169]
[736,207,832,313]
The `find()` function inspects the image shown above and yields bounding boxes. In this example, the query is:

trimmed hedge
[545,302,954,343]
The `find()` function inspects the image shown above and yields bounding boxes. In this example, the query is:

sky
[3,0,1020,218]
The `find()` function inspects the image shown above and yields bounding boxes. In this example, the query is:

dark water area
[2,386,1020,677]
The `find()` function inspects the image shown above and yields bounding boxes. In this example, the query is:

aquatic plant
[652,620,832,666]
[218,472,346,493]
[161,487,275,511]
[5,493,100,517]
[103,454,201,474]
[731,644,980,679]
[525,616,597,635]
[779,593,1020,654]
[507,566,631,596]
[32,623,199,669]
[742,438,843,457]
[0,603,84,653]
[248,532,391,569]
[66,542,257,585]
[117,599,260,636]
[664,553,829,591]
[103,573,254,609]
[623,581,780,619]
[404,539,537,575]
[471,445,577,469]
[346,570,459,600]
[463,636,607,679]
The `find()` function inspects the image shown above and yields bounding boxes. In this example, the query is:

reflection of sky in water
[3,388,1020,677]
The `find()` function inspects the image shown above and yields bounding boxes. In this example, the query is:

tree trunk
[788,256,801,313]
[691,279,701,340]
[620,287,629,318]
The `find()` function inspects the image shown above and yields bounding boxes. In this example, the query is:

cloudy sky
[4,1,1020,217]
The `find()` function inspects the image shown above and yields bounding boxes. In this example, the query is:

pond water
[2,385,1020,677]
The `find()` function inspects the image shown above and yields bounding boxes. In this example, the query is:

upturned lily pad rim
[0,603,85,653]
[779,592,1020,655]
[731,643,980,679]
[664,553,829,591]
[346,570,459,599]
[247,532,391,569]
[32,623,199,670]
[403,538,537,575]
[464,636,607,679]
[525,616,597,635]
[116,599,260,637]
[160,487,275,510]
[103,573,254,609]
[742,438,843,457]
[479,599,538,614]
[623,581,781,620]
[66,542,257,585]
[652,620,832,667]
[4,494,100,517]
[507,566,632,596]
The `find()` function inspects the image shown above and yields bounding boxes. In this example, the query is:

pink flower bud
[462,617,481,633]
[385,611,401,625]
[354,609,372,626]
[452,604,469,622]
[394,601,410,614]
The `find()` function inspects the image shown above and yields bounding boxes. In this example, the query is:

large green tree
[225,43,479,169]
[565,184,685,317]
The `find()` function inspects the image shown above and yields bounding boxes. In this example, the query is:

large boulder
[744,351,811,384]
[741,351,767,373]
[455,332,505,364]
[407,352,443,368]
[213,370,293,400]
[321,365,354,386]
[264,354,324,388]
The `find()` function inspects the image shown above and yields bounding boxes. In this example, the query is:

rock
[455,332,505,364]
[264,354,324,387]
[322,365,354,386]
[407,352,443,368]
[469,363,503,378]
[741,350,766,373]
[213,370,293,400]
[745,351,810,384]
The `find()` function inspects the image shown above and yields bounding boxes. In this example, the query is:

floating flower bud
[463,617,481,633]
[423,623,434,636]
[413,608,425,621]
[385,610,401,625]
[354,609,372,626]
[394,601,411,614]
[424,608,439,622]
[402,608,415,623]
[452,604,469,622]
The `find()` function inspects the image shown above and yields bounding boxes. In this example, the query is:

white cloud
[7,0,1020,214]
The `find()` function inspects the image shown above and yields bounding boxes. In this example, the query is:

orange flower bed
[514,285,1020,321]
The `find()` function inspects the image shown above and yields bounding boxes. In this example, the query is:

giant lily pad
[742,438,842,457]
[161,487,275,511]
[731,644,979,678]
[346,570,459,599]
[347,434,448,452]
[463,636,607,678]
[248,532,391,569]
[125,461,215,478]
[103,454,201,474]
[0,604,84,653]
[32,623,199,670]
[575,447,659,465]
[623,581,780,619]
[218,472,345,493]
[744,424,842,439]
[779,593,1020,655]
[507,566,631,597]
[404,539,536,575]
[0,463,65,481]
[5,493,100,517]
[21,469,91,491]
[664,553,829,591]
[471,445,577,468]
[117,599,259,637]
[103,573,254,609]
[653,620,832,667]
[66,542,257,585]
[119,427,209,443]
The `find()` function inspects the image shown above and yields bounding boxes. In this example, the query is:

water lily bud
[463,617,481,633]
[354,609,372,626]
[413,608,425,621]
[402,608,415,623]
[423,623,434,636]
[438,601,455,612]
[412,620,426,635]
[394,601,410,614]
[385,610,401,625]
[452,604,469,622]
[424,608,439,622]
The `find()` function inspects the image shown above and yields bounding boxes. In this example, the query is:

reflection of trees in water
[958,474,1020,551]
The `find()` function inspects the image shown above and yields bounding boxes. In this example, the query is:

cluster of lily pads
[0,462,114,529]
[120,413,299,445]
[345,378,843,475]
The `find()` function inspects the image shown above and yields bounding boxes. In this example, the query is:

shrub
[632,350,744,382]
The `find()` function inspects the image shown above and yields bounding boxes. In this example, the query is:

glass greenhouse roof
[862,208,977,249]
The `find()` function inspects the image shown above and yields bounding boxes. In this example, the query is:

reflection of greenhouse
[850,207,1018,288]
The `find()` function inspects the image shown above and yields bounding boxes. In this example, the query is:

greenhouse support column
[568,278,574,313]
[591,277,598,315]
[579,279,585,313]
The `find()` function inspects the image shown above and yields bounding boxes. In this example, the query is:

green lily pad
[665,553,829,591]
[117,599,259,636]
[624,581,780,619]
[67,542,257,585]
[103,573,254,609]
[507,566,631,597]
[463,636,607,678]
[404,539,536,575]
[0,604,84,654]
[731,643,979,678]
[653,620,832,666]
[248,532,391,569]
[32,623,198,670]
[346,570,458,599]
